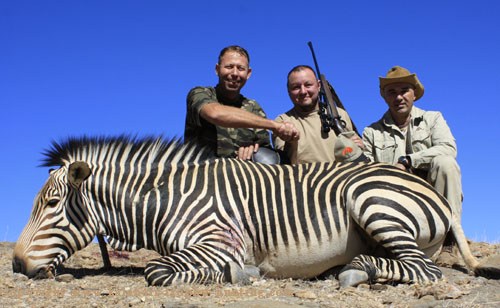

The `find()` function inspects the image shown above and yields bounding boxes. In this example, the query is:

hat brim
[379,74,424,101]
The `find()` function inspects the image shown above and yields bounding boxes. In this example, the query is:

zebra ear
[67,161,91,187]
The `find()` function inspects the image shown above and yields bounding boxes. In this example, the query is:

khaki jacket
[362,106,457,170]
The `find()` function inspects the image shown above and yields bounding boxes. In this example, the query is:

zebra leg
[340,231,442,287]
[144,243,245,286]
[96,234,111,269]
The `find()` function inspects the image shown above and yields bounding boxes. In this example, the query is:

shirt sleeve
[186,87,217,127]
[409,111,457,169]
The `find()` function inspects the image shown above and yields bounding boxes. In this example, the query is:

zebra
[12,136,499,286]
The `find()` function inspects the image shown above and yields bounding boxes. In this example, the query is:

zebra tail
[452,215,500,279]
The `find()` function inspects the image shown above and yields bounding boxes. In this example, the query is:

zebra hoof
[338,268,369,287]
[224,261,250,285]
[244,265,261,279]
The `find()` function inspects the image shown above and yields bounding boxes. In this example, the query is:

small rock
[13,273,28,281]
[294,290,317,299]
[225,299,303,308]
[471,277,488,286]
[435,284,466,300]
[408,295,437,308]
[100,289,110,296]
[55,273,74,282]
[453,277,471,285]
[252,279,269,287]
[434,251,461,267]
[371,284,388,291]
[128,297,142,306]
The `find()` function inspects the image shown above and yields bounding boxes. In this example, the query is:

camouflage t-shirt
[184,86,271,158]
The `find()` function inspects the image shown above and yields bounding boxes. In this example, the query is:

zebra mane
[40,135,214,167]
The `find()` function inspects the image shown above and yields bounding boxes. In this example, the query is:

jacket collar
[382,106,425,129]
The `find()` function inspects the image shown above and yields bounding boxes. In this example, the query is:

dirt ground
[1,241,499,308]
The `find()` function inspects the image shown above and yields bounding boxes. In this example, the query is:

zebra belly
[249,228,367,279]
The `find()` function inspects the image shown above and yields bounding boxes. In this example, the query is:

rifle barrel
[307,41,345,135]
[307,42,322,78]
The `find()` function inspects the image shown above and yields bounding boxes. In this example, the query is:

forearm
[272,134,285,151]
[409,112,457,169]
[201,103,279,131]
[409,143,457,169]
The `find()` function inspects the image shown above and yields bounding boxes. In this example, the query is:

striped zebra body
[13,136,495,286]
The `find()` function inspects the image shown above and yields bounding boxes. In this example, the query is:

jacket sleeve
[409,111,457,169]
[361,126,376,162]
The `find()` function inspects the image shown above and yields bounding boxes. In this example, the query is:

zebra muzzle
[12,256,26,275]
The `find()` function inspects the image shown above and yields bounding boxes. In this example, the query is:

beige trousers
[425,156,463,222]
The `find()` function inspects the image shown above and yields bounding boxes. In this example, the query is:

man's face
[383,82,416,119]
[215,51,251,97]
[287,69,320,112]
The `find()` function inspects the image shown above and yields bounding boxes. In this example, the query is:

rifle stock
[319,74,345,135]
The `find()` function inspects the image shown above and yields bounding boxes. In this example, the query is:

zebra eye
[46,199,59,207]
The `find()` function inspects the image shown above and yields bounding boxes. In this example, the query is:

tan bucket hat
[379,66,424,101]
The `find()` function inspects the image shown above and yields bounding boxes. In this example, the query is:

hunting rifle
[307,41,360,136]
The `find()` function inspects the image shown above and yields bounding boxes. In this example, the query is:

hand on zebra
[238,143,259,160]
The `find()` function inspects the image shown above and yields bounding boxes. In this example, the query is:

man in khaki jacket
[362,66,462,226]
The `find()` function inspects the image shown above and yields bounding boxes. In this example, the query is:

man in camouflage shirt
[185,45,299,159]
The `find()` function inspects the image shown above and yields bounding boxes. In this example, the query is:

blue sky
[1,1,499,243]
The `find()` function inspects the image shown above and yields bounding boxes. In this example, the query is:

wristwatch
[398,156,411,171]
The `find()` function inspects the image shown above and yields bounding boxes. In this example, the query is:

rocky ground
[1,241,499,308]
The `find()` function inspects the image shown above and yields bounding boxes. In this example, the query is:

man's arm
[186,87,298,160]
[408,112,457,169]
[361,127,376,162]
[200,103,299,141]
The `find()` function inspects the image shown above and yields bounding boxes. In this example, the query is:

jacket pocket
[411,130,431,152]
[373,138,397,163]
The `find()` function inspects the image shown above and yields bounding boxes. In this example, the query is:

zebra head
[13,161,97,278]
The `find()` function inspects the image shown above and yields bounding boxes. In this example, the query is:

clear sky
[1,1,499,243]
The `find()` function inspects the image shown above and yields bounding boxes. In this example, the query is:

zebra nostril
[12,256,26,274]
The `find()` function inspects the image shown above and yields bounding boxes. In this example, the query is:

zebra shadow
[56,265,145,279]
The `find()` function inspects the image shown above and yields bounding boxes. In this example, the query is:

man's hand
[395,163,407,170]
[274,121,300,142]
[350,135,365,150]
[238,143,259,160]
